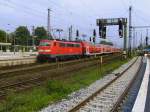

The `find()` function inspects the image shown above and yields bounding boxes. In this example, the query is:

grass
[0,57,131,112]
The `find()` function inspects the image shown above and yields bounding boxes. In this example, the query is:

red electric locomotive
[37,39,121,61]
[38,39,83,61]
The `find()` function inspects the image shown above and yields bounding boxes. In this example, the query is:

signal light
[98,20,103,37]
[119,20,123,37]
[90,37,92,42]
[146,36,148,46]
[93,29,96,37]
[93,37,95,43]
[76,30,79,37]
[99,26,102,37]
[102,26,106,39]
[119,30,123,38]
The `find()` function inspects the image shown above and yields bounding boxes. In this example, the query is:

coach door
[86,46,90,55]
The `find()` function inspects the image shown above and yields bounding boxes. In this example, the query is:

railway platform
[132,55,150,112]
[0,52,38,60]
[0,52,38,67]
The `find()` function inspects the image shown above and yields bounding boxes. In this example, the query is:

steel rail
[0,54,122,101]
[0,54,120,79]
[110,57,143,112]
[68,57,140,112]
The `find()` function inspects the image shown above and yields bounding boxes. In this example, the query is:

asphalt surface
[145,66,150,112]
[120,58,146,112]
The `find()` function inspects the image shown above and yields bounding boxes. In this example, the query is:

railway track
[0,57,37,67]
[0,54,121,100]
[0,77,43,99]
[0,54,119,79]
[66,57,142,112]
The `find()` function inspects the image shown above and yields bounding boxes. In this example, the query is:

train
[37,39,121,61]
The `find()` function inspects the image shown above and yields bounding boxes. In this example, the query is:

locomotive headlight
[44,50,51,52]
[38,49,44,52]
[38,49,51,52]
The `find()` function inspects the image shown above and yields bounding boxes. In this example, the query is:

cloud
[0,0,150,47]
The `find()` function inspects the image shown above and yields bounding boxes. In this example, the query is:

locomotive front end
[37,40,52,61]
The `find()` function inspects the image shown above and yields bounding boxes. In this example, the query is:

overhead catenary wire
[0,0,68,33]
[0,1,46,22]
[0,0,149,48]
[2,0,46,15]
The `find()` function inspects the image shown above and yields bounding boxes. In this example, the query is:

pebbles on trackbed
[40,58,137,112]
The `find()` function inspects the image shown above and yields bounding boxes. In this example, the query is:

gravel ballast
[40,58,137,112]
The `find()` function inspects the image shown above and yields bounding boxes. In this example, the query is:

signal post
[96,18,128,51]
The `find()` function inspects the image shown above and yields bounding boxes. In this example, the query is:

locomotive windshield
[39,42,51,46]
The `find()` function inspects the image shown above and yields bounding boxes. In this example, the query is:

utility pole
[132,26,150,48]
[129,6,132,57]
[5,32,8,43]
[76,29,79,41]
[69,25,73,41]
[124,21,127,51]
[25,26,29,52]
[141,33,143,49]
[135,32,137,48]
[47,8,52,39]
[69,27,71,41]
[13,35,15,54]
[32,26,35,49]
[133,28,135,49]
[146,29,149,46]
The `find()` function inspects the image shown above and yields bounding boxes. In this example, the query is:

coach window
[72,44,74,47]
[76,44,80,47]
[67,44,71,47]
[74,44,77,47]
[60,43,66,47]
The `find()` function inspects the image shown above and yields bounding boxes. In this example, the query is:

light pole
[6,24,10,43]
[14,34,16,54]
[5,32,7,43]
[33,36,37,50]
[6,29,10,51]
[14,30,18,54]
[129,6,132,57]
[5,31,8,52]
[31,26,36,50]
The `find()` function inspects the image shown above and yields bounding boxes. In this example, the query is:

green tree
[34,27,48,45]
[0,29,6,42]
[9,32,16,44]
[35,27,48,39]
[15,26,30,45]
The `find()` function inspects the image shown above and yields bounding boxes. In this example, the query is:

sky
[0,0,150,47]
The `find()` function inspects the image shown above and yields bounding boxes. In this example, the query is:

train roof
[40,39,82,44]
[39,39,118,48]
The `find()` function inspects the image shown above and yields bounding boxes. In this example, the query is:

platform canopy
[0,43,11,46]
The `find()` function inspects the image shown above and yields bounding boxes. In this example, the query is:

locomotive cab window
[39,42,51,46]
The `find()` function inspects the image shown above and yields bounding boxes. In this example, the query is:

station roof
[0,43,12,46]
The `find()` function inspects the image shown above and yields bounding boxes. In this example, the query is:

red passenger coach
[38,40,83,60]
[80,42,103,55]
[38,39,122,61]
